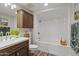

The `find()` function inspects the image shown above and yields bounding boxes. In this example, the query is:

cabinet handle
[17,52,19,56]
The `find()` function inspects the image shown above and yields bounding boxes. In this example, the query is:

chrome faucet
[6,32,10,40]
[0,31,3,41]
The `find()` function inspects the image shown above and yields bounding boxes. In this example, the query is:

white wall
[39,10,68,44]
[34,6,71,45]
[33,4,75,55]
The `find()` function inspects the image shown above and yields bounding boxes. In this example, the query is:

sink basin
[0,36,28,44]
[0,36,23,41]
[0,37,29,50]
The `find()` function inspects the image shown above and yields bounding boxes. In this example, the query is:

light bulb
[4,3,8,7]
[13,4,16,8]
[15,12,17,14]
[7,3,11,5]
[11,5,14,9]
[44,3,48,6]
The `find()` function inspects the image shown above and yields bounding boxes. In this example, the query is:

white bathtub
[35,40,77,56]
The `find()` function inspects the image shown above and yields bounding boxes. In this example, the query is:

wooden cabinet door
[23,12,33,28]
[17,10,23,28]
[22,11,28,28]
[17,9,33,28]
[28,14,33,28]
[16,47,28,56]
[9,53,17,56]
[16,40,29,56]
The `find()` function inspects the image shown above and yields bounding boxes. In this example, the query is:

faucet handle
[6,32,10,36]
[0,31,3,36]
[0,31,3,41]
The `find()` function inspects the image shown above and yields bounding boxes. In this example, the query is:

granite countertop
[0,37,29,50]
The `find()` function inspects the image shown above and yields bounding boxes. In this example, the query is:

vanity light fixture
[7,3,11,5]
[11,4,16,9]
[4,3,17,9]
[11,5,14,9]
[4,3,11,7]
[15,12,17,14]
[4,3,8,7]
[44,3,48,6]
[13,4,16,8]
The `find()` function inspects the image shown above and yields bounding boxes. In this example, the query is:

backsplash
[0,27,10,36]
[71,22,79,54]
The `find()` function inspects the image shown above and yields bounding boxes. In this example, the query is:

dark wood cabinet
[0,40,29,56]
[28,14,33,28]
[17,9,33,28]
[17,46,28,56]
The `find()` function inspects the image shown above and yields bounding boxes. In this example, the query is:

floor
[29,50,56,56]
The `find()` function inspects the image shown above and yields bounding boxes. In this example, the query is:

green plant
[10,28,20,36]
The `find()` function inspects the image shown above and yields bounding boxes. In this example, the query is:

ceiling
[0,3,72,16]
[16,3,72,12]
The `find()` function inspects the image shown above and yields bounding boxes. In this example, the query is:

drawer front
[9,53,17,56]
[17,47,28,56]
[0,40,29,56]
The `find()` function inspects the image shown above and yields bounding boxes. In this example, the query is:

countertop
[0,37,29,50]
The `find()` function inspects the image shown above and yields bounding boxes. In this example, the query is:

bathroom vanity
[0,37,29,56]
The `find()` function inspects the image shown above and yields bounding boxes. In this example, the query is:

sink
[0,36,28,42]
[0,36,18,41]
[0,37,28,50]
